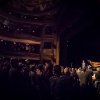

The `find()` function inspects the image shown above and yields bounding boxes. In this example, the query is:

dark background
[59,0,100,66]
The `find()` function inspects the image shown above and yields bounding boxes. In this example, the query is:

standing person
[34,64,49,100]
[71,68,79,86]
[56,67,74,100]
[49,65,61,100]
[94,67,100,88]
[43,62,53,79]
[78,67,94,98]
[29,65,35,86]
[78,67,93,86]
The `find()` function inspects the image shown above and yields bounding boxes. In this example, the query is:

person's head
[35,64,43,76]
[77,67,82,72]
[64,67,70,75]
[44,62,49,69]
[44,62,53,73]
[53,65,61,76]
[35,68,42,76]
[72,68,76,73]
[96,67,100,72]
[75,68,78,71]
[30,65,35,72]
[11,58,18,68]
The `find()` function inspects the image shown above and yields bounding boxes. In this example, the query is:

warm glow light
[89,61,100,67]
[0,36,41,44]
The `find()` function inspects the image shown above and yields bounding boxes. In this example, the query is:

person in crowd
[0,56,99,100]
[78,67,93,86]
[76,67,82,76]
[43,61,53,79]
[9,58,22,98]
[71,68,80,97]
[29,65,35,86]
[71,68,80,87]
[63,67,70,76]
[94,67,100,88]
[29,64,37,98]
[78,66,95,98]
[61,66,64,75]
[57,67,74,100]
[69,67,72,74]
[34,64,49,100]
[51,58,56,67]
[49,65,61,100]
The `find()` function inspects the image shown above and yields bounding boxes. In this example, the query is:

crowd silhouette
[0,57,99,100]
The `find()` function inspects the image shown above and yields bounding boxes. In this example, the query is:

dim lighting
[3,25,6,28]
[8,26,10,28]
[8,12,12,15]
[26,43,29,45]
[21,29,23,31]
[1,40,3,42]
[32,30,35,32]
[21,15,23,18]
[34,17,38,20]
[3,20,9,26]
[7,29,9,31]
[36,26,38,28]
[24,16,27,19]
[14,42,16,44]
[17,28,20,31]
[47,12,51,15]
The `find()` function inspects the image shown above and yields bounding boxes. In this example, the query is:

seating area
[0,18,43,37]
[0,39,40,54]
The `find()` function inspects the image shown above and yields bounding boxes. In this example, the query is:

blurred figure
[64,67,70,76]
[35,64,49,100]
[43,62,53,79]
[57,67,74,100]
[29,65,35,86]
[49,65,61,100]
[78,67,93,86]
[94,67,100,88]
[71,68,79,86]
[78,67,94,98]
[61,66,64,75]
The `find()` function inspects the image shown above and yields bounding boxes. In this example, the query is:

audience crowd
[0,39,40,54]
[0,57,100,100]
[0,21,42,37]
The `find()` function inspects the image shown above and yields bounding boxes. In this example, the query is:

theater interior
[0,0,100,100]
